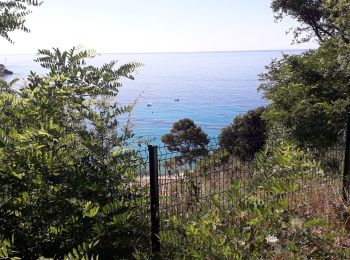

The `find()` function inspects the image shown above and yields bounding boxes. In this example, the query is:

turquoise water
[0,50,303,141]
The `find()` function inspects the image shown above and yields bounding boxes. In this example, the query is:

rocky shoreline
[0,64,13,76]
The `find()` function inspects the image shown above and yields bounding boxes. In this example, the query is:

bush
[149,142,333,259]
[219,107,267,161]
[138,142,349,259]
[0,47,149,259]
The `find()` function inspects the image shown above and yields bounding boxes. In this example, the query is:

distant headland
[0,64,13,76]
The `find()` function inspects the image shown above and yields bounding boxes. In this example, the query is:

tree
[219,107,267,161]
[271,0,350,44]
[259,45,349,148]
[260,1,350,148]
[161,118,209,166]
[0,0,42,43]
[0,47,148,259]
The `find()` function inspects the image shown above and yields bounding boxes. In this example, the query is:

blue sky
[0,0,318,54]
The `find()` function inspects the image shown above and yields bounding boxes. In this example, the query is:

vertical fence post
[148,145,160,255]
[343,112,350,204]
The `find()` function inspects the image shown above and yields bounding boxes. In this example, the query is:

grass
[271,180,350,259]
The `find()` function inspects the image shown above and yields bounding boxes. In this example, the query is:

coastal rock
[4,68,13,75]
[0,64,13,75]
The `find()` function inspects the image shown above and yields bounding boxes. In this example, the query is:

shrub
[148,142,345,259]
[219,107,267,161]
[0,47,149,259]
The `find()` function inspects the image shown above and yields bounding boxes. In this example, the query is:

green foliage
[219,107,267,161]
[254,142,323,198]
[162,118,210,165]
[271,0,328,43]
[271,0,350,44]
[264,1,350,148]
[0,0,42,43]
[0,47,148,259]
[151,142,330,259]
[259,44,350,148]
[63,240,100,260]
[0,235,17,260]
[157,196,287,259]
[195,149,230,174]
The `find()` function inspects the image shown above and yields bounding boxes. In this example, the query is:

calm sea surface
[0,50,303,142]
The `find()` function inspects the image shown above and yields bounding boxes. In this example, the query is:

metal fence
[150,137,263,217]
[131,114,350,254]
[141,139,343,212]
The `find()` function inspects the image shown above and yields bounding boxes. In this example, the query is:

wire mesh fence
[125,115,350,255]
[133,134,345,222]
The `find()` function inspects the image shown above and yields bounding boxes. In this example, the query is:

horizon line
[0,48,314,56]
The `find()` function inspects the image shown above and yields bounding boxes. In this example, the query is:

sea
[0,50,304,143]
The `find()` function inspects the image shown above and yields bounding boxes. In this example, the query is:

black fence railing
[133,128,347,255]
[144,141,342,210]
[129,115,350,255]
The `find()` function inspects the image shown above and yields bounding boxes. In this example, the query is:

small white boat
[147,103,152,107]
